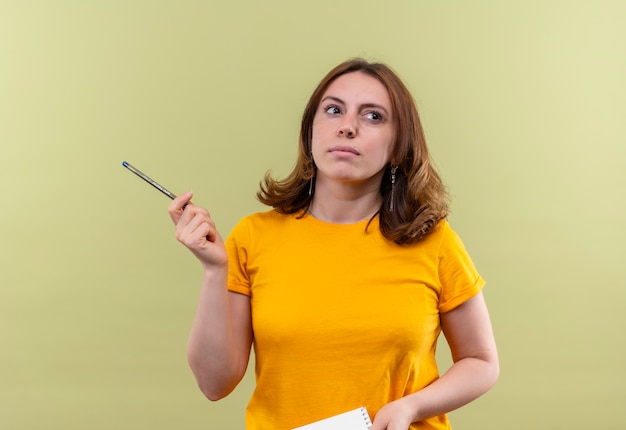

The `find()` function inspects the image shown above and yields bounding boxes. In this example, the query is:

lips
[329,146,360,155]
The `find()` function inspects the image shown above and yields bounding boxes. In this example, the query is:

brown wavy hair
[257,58,449,244]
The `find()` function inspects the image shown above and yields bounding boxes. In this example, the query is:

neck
[308,179,382,224]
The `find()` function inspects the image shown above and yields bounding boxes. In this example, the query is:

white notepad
[292,407,372,430]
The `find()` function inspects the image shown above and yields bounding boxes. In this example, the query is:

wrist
[201,265,228,285]
[398,393,424,423]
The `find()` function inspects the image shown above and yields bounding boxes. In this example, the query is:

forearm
[407,354,499,422]
[373,291,500,430]
[187,268,251,400]
[403,291,499,423]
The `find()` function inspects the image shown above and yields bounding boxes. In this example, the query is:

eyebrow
[321,96,390,117]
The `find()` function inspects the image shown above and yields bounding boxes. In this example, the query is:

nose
[337,115,357,138]
[338,123,356,138]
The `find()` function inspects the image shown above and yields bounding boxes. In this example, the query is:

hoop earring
[389,165,398,211]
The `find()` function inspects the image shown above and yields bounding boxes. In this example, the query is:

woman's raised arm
[168,192,253,400]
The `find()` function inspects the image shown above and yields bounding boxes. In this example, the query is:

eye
[365,111,383,122]
[324,105,341,115]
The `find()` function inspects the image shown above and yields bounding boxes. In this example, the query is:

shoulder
[236,209,294,229]
[425,219,464,248]
[413,218,453,250]
[228,209,297,241]
[413,219,476,265]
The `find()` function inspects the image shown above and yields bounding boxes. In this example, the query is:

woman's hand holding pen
[168,192,228,271]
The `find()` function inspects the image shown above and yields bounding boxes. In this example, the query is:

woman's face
[311,71,396,189]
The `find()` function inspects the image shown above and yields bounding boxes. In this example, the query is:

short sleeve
[225,217,252,296]
[437,222,485,313]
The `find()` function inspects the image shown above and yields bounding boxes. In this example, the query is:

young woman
[168,58,499,430]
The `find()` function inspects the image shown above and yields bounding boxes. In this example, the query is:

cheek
[310,126,324,160]
[384,130,397,159]
[312,118,333,133]
[387,139,396,159]
[311,121,333,149]
[372,130,396,155]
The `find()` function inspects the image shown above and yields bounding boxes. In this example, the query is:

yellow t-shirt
[226,210,484,430]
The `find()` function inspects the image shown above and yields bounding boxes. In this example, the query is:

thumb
[168,191,193,224]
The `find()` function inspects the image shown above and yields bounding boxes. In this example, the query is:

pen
[122,161,178,201]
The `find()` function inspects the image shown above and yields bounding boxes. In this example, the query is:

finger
[188,214,219,244]
[182,211,214,238]
[202,222,219,243]
[168,191,193,224]
[189,221,216,244]
[370,422,390,430]
[176,208,218,245]
[178,205,212,232]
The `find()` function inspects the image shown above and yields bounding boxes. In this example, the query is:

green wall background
[2,1,625,429]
